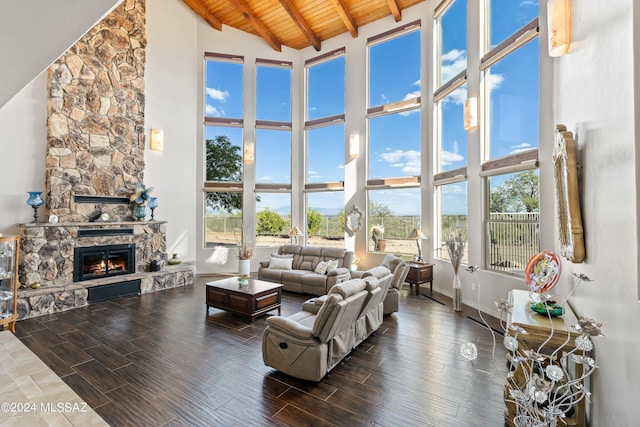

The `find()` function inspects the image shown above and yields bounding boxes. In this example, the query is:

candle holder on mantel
[26,192,44,223]
[147,197,158,220]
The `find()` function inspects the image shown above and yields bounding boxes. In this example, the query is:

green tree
[205,135,242,212]
[490,170,539,213]
[369,200,393,218]
[307,209,323,235]
[337,209,345,231]
[256,209,286,234]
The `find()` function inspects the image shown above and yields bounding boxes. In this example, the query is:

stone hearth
[16,220,194,320]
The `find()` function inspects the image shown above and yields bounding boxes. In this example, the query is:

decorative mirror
[344,204,363,236]
[553,124,585,263]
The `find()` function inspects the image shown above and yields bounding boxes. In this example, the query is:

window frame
[480,10,541,274]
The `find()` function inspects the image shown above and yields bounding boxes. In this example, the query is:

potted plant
[237,240,254,276]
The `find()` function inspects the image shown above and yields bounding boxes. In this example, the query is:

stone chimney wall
[46,0,146,222]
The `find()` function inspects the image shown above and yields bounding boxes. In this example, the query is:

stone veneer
[18,221,165,287]
[17,265,194,320]
[16,221,194,319]
[47,0,146,222]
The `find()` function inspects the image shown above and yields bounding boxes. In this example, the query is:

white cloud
[258,175,275,182]
[443,86,467,105]
[206,105,224,116]
[337,165,344,169]
[379,149,421,175]
[441,150,464,166]
[403,90,421,101]
[442,183,466,194]
[487,72,505,92]
[520,0,538,7]
[308,169,321,180]
[441,49,467,83]
[206,87,229,101]
[509,142,534,154]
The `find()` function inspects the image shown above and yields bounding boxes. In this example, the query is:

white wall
[145,0,199,263]
[554,0,640,423]
[0,73,48,235]
[0,0,121,108]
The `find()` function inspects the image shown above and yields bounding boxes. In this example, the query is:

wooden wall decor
[553,124,585,263]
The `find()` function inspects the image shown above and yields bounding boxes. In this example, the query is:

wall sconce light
[244,141,255,164]
[463,97,478,130]
[349,134,360,158]
[150,128,164,152]
[547,0,572,57]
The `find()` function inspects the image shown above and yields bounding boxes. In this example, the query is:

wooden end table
[205,277,283,322]
[405,262,434,296]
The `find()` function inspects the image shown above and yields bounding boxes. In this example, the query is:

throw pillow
[269,256,293,270]
[271,253,294,259]
[314,261,329,275]
[325,259,339,273]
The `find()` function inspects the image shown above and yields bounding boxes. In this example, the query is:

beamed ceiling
[183,0,427,52]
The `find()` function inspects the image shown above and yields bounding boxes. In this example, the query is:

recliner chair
[262,279,369,381]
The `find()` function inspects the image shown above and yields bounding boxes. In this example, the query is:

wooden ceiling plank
[183,0,222,30]
[227,0,282,51]
[278,0,322,51]
[386,0,402,22]
[329,0,358,38]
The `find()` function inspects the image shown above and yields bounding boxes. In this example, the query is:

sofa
[301,275,383,349]
[258,245,353,296]
[351,254,410,315]
[262,277,375,381]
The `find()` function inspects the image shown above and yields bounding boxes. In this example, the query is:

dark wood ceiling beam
[183,0,222,31]
[278,0,321,51]
[227,0,282,51]
[330,0,358,38]
[386,0,402,22]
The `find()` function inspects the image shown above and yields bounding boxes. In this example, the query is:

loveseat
[262,277,377,381]
[258,245,353,296]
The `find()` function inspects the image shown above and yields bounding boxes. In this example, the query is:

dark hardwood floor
[15,277,507,426]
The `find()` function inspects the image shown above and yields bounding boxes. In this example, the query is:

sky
[204,0,539,217]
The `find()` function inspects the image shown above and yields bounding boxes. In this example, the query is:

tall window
[305,49,346,248]
[307,191,345,246]
[255,60,292,247]
[366,22,422,257]
[255,192,291,247]
[482,1,540,274]
[433,0,468,262]
[203,54,244,247]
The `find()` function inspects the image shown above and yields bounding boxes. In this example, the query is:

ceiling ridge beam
[330,0,358,38]
[278,0,321,51]
[228,0,282,51]
[386,0,402,22]
[183,0,222,30]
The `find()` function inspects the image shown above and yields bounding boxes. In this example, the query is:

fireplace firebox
[73,244,136,282]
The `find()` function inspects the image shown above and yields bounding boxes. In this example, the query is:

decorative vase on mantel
[133,203,146,221]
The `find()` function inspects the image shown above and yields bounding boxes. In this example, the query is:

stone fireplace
[17,221,193,319]
[15,0,194,320]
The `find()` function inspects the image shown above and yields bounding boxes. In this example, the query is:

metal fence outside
[486,212,539,275]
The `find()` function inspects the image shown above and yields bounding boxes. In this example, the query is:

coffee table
[205,277,283,322]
